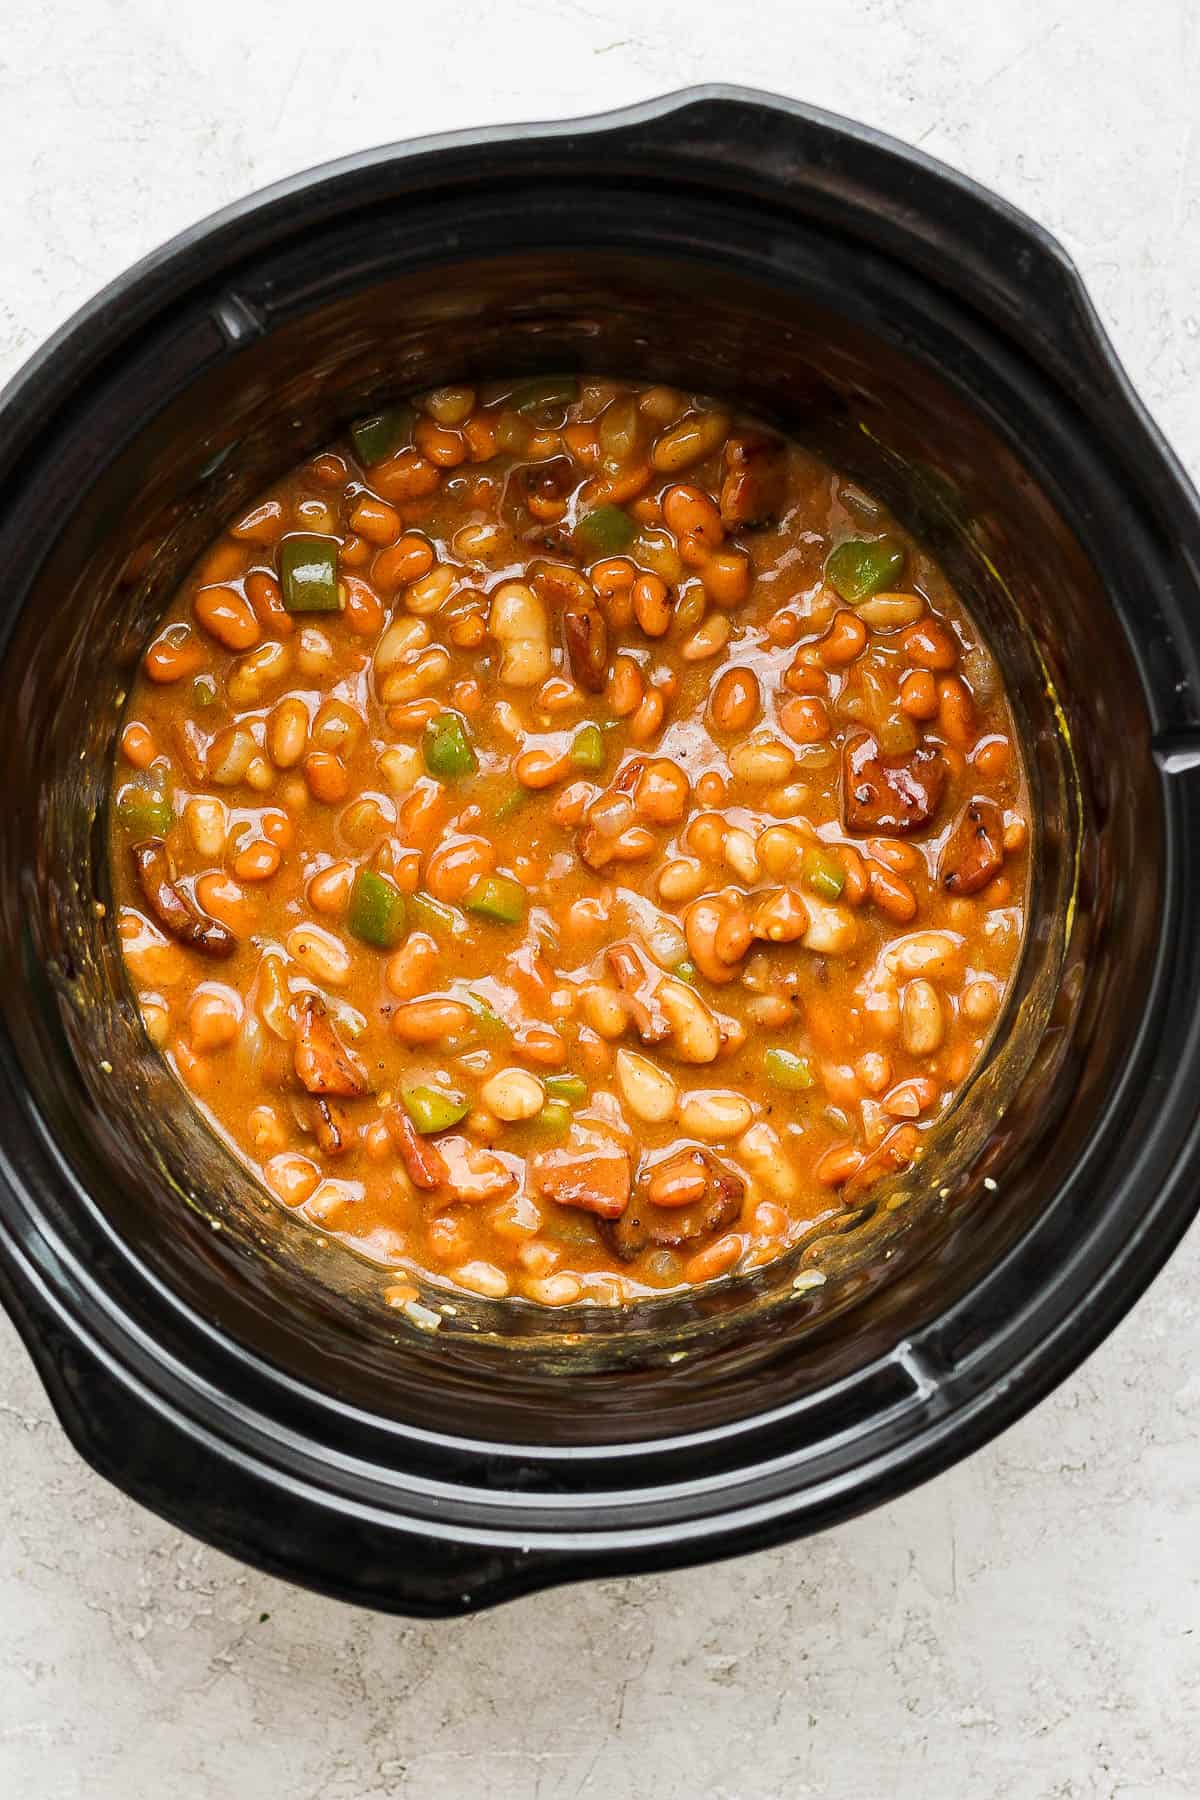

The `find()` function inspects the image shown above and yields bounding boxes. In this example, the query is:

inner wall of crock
[0,241,1156,1434]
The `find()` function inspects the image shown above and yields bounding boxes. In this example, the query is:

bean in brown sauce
[111,376,1029,1308]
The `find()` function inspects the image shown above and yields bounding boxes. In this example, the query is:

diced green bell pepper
[802,846,846,902]
[542,1072,587,1105]
[533,1100,572,1136]
[347,868,407,949]
[575,505,636,557]
[422,710,478,780]
[463,874,526,925]
[117,778,174,837]
[401,1085,469,1134]
[825,535,906,603]
[672,958,698,984]
[509,376,578,415]
[409,891,468,938]
[569,724,605,771]
[191,674,218,709]
[279,534,341,612]
[493,788,527,823]
[494,411,532,455]
[464,992,508,1038]
[351,404,415,466]
[764,1048,816,1091]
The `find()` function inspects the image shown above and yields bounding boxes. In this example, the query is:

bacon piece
[720,432,787,529]
[534,1148,631,1219]
[842,731,946,835]
[604,1149,744,1260]
[385,1106,450,1191]
[171,719,209,786]
[131,838,236,958]
[612,756,646,796]
[562,595,608,692]
[529,549,609,692]
[941,797,1005,896]
[606,942,670,1044]
[294,993,369,1097]
[312,1097,353,1157]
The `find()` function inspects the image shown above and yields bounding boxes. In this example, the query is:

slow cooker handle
[0,1250,562,1613]
[618,89,1125,409]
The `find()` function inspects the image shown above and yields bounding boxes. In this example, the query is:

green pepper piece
[510,376,578,415]
[464,992,508,1038]
[279,534,341,612]
[464,874,526,925]
[569,724,605,771]
[191,674,218,709]
[422,710,478,780]
[802,846,846,902]
[764,1048,816,1091]
[351,404,416,466]
[494,788,527,823]
[534,1100,572,1136]
[494,410,532,455]
[116,779,174,837]
[672,958,698,984]
[825,535,906,603]
[575,505,636,557]
[401,1084,470,1134]
[347,868,407,949]
[410,890,469,938]
[542,1072,587,1105]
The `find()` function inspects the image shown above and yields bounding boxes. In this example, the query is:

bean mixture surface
[111,377,1028,1309]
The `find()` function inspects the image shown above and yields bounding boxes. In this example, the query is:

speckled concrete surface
[3,4,1198,1795]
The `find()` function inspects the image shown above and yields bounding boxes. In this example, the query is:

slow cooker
[0,87,1197,1615]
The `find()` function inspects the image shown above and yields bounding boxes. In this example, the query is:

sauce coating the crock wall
[111,377,1028,1309]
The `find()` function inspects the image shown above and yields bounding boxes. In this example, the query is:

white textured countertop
[3,3,1198,1795]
